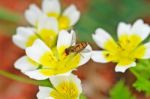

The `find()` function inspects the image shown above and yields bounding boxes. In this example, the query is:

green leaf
[133,78,150,95]
[130,59,150,95]
[110,80,135,99]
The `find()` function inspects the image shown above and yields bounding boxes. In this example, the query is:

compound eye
[65,49,69,55]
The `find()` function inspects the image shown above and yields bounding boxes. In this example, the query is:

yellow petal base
[59,16,70,30]
[39,46,80,76]
[50,81,79,99]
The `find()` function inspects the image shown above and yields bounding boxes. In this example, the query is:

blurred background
[0,0,150,99]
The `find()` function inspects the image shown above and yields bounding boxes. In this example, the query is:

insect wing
[71,30,76,46]
[81,49,91,53]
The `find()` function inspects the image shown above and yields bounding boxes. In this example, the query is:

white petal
[49,74,82,94]
[13,27,36,49]
[55,71,72,77]
[24,70,48,80]
[91,50,109,63]
[63,5,80,26]
[26,39,51,63]
[142,42,150,59]
[70,30,76,46]
[42,0,60,15]
[25,4,43,25]
[92,28,113,49]
[115,62,136,73]
[79,45,92,66]
[13,35,26,49]
[131,19,150,40]
[38,16,58,33]
[45,97,54,99]
[16,27,35,36]
[37,86,53,99]
[14,56,38,72]
[117,22,131,37]
[57,30,73,49]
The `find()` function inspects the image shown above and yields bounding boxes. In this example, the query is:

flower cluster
[13,0,90,98]
[92,19,150,72]
[12,0,150,98]
[15,30,91,80]
[13,0,80,49]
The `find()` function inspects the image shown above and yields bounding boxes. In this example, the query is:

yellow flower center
[103,34,146,66]
[50,81,79,99]
[26,35,38,47]
[59,16,70,30]
[38,29,57,48]
[39,46,80,76]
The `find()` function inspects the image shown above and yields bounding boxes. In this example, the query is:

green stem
[0,70,87,98]
[0,70,52,87]
[0,7,21,23]
[130,68,140,78]
[0,70,36,84]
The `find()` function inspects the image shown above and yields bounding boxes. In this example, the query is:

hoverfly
[65,42,88,55]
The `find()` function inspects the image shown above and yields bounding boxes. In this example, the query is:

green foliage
[0,0,150,38]
[0,7,22,34]
[110,80,135,99]
[148,37,150,41]
[0,7,21,23]
[76,0,150,41]
[130,59,150,95]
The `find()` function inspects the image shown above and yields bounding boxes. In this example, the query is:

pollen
[50,81,79,99]
[38,29,57,48]
[103,34,146,66]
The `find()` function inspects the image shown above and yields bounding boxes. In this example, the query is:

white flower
[37,74,82,99]
[25,0,80,29]
[14,30,92,80]
[13,0,80,50]
[13,16,58,49]
[92,19,150,72]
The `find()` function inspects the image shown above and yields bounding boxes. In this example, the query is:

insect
[65,42,88,55]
